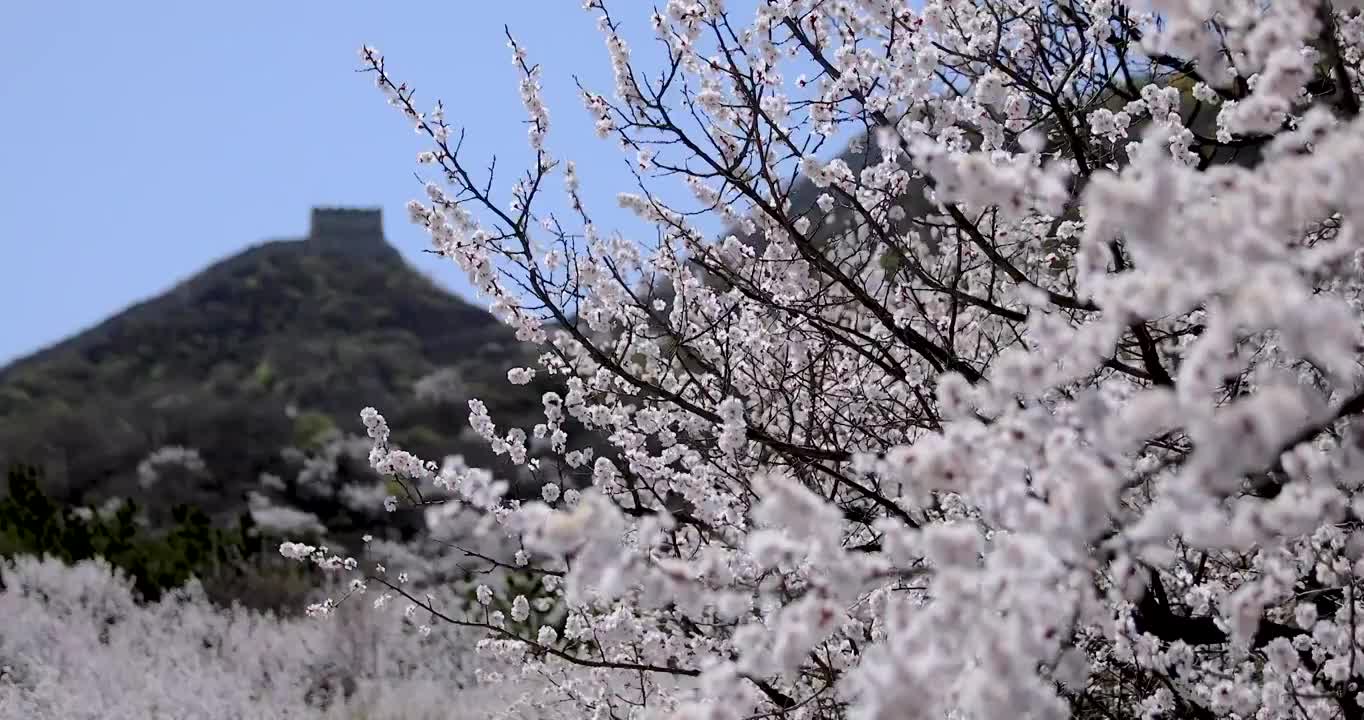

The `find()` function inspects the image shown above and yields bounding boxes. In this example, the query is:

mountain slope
[0,208,543,522]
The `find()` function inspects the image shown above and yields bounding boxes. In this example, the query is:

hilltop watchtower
[306,207,395,260]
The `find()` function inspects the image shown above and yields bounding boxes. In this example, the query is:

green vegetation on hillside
[1,464,258,601]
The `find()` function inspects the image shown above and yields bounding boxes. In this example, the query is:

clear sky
[0,1,719,365]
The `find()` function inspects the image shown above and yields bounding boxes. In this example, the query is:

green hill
[0,208,547,527]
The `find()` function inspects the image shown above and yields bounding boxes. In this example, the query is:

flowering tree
[136,446,207,490]
[296,1,1364,718]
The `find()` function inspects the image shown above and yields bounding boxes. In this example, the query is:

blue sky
[1,1,718,365]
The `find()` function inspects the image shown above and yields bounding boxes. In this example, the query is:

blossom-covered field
[0,555,526,719]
